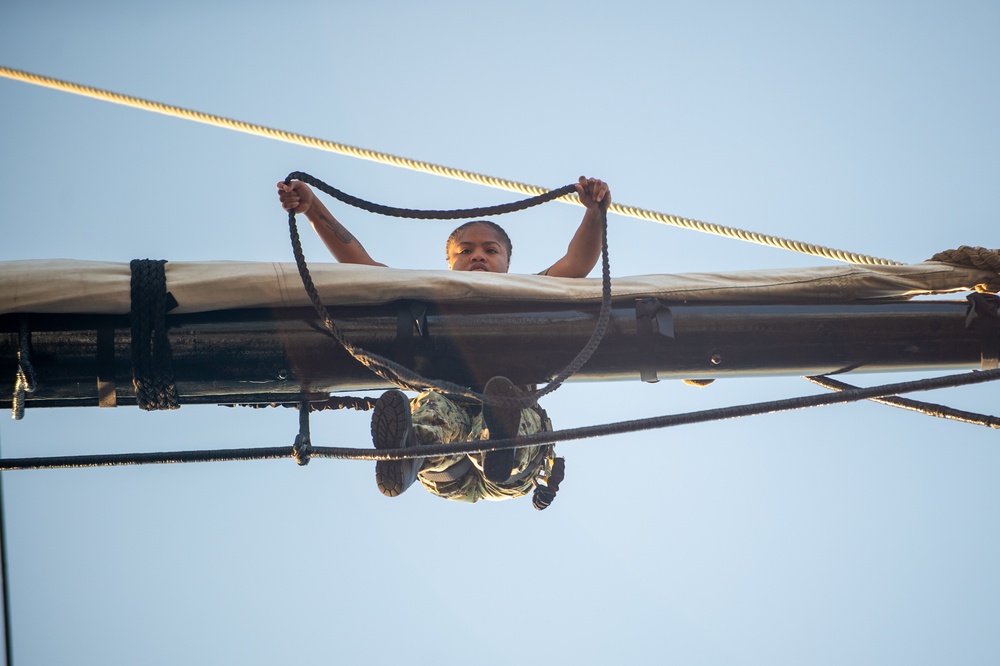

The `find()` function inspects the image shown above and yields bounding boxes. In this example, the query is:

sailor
[277,176,610,506]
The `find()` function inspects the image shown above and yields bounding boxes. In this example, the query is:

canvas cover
[0,259,991,315]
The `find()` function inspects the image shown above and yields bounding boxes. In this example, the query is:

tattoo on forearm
[319,212,355,245]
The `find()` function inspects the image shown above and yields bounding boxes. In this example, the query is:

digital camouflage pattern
[409,391,553,503]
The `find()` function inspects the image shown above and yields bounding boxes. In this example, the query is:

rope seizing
[1,65,902,266]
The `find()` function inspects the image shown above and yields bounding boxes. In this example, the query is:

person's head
[445,221,512,273]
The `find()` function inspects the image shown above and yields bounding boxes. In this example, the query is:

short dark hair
[445,220,512,262]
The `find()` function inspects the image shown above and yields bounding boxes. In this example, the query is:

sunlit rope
[1,65,902,266]
[2,368,997,471]
[805,375,1000,428]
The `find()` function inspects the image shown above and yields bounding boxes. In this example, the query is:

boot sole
[372,390,411,497]
[482,377,522,483]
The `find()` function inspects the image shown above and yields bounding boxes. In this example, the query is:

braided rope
[290,171,577,219]
[130,260,179,411]
[285,173,613,409]
[3,368,997,471]
[928,246,1000,293]
[805,375,1000,428]
[2,65,900,265]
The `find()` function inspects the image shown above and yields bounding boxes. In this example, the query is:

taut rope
[1,65,902,266]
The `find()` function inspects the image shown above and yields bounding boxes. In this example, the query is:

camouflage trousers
[410,391,552,503]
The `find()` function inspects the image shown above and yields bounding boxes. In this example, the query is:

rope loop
[283,173,613,411]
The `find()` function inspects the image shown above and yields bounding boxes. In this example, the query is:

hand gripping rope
[283,171,613,411]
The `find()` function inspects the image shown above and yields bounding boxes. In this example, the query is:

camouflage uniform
[408,391,553,503]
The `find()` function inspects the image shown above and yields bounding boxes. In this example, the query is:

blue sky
[1,2,998,664]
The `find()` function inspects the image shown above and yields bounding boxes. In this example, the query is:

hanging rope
[285,172,612,410]
[1,65,901,266]
[2,368,996,471]
[805,375,1000,429]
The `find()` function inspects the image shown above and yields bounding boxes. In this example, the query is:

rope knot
[292,433,312,466]
[292,399,312,466]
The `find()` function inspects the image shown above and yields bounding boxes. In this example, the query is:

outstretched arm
[276,182,386,267]
[543,176,611,278]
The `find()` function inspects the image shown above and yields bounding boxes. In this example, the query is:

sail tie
[130,259,179,411]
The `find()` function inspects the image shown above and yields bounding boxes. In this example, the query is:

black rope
[0,446,294,470]
[320,368,1000,461]
[291,399,312,466]
[130,259,179,411]
[284,172,613,410]
[2,368,997,471]
[288,171,577,219]
[805,375,1000,429]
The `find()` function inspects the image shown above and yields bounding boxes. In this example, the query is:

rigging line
[0,437,13,666]
[804,375,1000,429]
[0,65,900,267]
[1,368,996,472]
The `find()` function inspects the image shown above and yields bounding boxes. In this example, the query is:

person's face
[446,224,510,273]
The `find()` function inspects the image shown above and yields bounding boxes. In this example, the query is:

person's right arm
[276,182,385,266]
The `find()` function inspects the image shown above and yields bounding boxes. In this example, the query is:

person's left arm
[542,176,611,278]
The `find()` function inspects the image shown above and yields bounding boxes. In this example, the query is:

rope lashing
[291,399,312,466]
[2,368,997,471]
[130,259,179,411]
[929,246,1000,293]
[805,375,1000,429]
[1,65,901,266]
[284,172,613,411]
[11,318,37,421]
